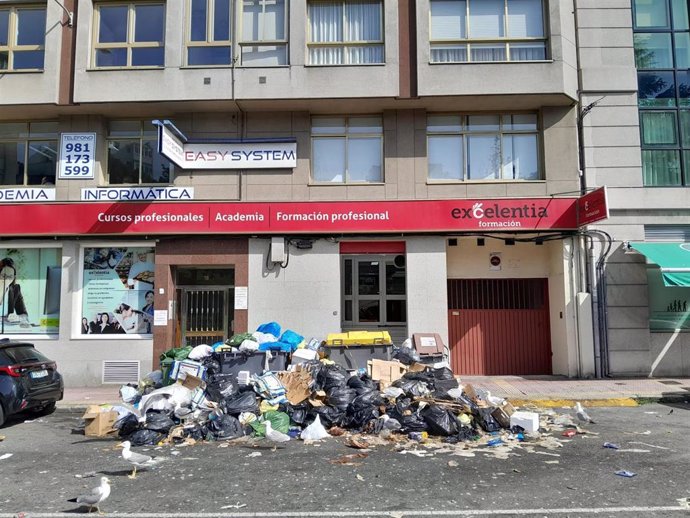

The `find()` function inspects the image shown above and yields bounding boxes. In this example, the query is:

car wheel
[34,402,56,416]
[0,403,5,428]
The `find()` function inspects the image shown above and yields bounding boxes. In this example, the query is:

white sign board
[0,188,55,202]
[157,123,296,170]
[234,286,248,310]
[154,310,168,326]
[59,133,96,179]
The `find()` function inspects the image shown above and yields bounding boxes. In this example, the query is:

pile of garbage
[89,323,541,448]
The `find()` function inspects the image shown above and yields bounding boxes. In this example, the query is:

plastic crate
[216,351,267,377]
[322,344,394,370]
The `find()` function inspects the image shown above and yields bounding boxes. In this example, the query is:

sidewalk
[57,375,690,410]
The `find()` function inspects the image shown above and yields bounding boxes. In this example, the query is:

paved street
[0,402,688,517]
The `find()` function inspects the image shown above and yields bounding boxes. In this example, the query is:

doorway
[176,268,235,347]
[341,254,408,344]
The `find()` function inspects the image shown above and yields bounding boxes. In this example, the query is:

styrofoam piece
[510,411,540,433]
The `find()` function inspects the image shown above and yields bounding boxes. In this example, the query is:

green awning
[629,242,690,287]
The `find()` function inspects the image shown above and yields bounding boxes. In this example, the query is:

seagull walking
[68,476,111,513]
[574,402,596,424]
[264,420,290,451]
[118,440,165,479]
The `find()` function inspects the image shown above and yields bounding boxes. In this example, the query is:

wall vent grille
[102,360,140,384]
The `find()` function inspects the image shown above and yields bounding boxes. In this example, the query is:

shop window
[307,0,384,65]
[0,6,46,71]
[429,0,547,63]
[427,113,540,181]
[186,0,233,66]
[93,2,165,68]
[311,116,383,183]
[634,0,690,185]
[647,266,690,331]
[107,121,172,184]
[81,246,155,336]
[0,122,58,186]
[240,0,288,66]
[0,247,61,335]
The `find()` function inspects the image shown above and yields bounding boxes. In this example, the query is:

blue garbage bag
[256,321,281,338]
[258,341,292,352]
[279,330,304,352]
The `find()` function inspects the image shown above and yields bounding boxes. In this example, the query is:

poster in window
[0,248,62,335]
[82,247,155,335]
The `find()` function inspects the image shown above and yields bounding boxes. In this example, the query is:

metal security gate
[180,288,232,347]
[448,279,552,375]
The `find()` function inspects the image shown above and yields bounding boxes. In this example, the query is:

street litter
[614,470,637,477]
[603,442,620,449]
[246,451,262,458]
[330,452,368,465]
[94,322,588,470]
[220,503,247,510]
[0,453,13,460]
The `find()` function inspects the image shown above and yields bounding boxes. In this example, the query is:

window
[82,246,155,336]
[634,0,690,185]
[107,121,172,185]
[311,116,383,183]
[0,6,46,71]
[0,247,62,335]
[240,0,287,66]
[429,0,546,63]
[186,0,232,66]
[647,265,690,331]
[427,113,539,181]
[307,0,383,65]
[0,122,57,186]
[93,2,165,68]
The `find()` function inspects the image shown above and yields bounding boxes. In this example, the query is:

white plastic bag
[300,415,330,441]
[188,344,213,360]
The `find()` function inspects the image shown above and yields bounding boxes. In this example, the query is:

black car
[0,339,63,427]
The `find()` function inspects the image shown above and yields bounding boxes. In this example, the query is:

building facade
[0,0,644,387]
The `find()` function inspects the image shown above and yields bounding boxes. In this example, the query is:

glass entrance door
[342,255,407,343]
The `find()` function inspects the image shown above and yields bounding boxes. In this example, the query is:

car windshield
[0,346,50,365]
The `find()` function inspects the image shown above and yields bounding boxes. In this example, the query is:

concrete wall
[247,238,341,340]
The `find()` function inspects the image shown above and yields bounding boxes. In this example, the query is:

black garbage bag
[115,413,140,438]
[221,391,259,416]
[206,373,240,402]
[183,423,212,441]
[201,356,222,377]
[420,405,460,436]
[144,410,176,433]
[327,386,357,410]
[444,426,479,443]
[398,413,429,433]
[432,367,455,380]
[208,414,244,440]
[316,364,350,391]
[475,407,502,432]
[433,378,460,397]
[392,347,420,365]
[350,388,384,409]
[393,377,432,398]
[344,404,380,430]
[127,428,166,446]
[307,405,345,428]
[347,373,376,392]
[286,403,309,426]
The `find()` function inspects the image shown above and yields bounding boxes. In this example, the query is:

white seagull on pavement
[574,401,596,424]
[68,476,111,513]
[118,440,165,478]
[264,420,290,451]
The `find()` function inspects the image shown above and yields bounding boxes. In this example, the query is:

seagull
[574,402,596,424]
[118,440,165,479]
[68,476,111,513]
[264,420,290,451]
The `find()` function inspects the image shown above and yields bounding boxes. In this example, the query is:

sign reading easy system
[156,120,297,170]
[59,133,96,179]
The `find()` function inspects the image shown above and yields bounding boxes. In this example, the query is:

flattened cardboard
[276,370,312,405]
[82,406,118,437]
[367,359,407,383]
[178,372,205,391]
[491,402,515,428]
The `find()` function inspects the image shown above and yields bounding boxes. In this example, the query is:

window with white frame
[427,114,540,181]
[107,121,172,185]
[307,0,383,65]
[93,2,165,68]
[0,122,58,186]
[240,0,288,66]
[311,116,383,183]
[429,0,546,63]
[187,0,233,66]
[0,6,46,71]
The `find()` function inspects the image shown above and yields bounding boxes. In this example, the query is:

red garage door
[448,279,552,375]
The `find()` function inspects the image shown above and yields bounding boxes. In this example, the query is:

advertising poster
[0,248,62,335]
[82,246,154,335]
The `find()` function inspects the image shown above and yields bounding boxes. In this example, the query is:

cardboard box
[367,359,407,384]
[170,359,207,381]
[276,370,313,405]
[491,401,516,428]
[82,405,118,437]
[178,372,206,391]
